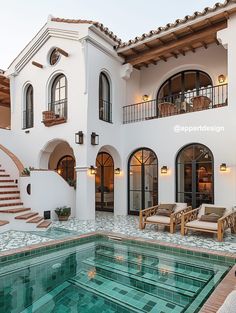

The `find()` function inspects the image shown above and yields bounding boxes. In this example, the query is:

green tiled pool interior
[0,237,233,313]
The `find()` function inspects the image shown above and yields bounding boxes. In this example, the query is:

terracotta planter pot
[58,215,70,221]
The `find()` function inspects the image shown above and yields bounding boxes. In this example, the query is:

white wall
[19,170,75,220]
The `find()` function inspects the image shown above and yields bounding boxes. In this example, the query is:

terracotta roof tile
[51,17,122,44]
[116,0,236,49]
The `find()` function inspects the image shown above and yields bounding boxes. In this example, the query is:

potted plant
[55,206,71,221]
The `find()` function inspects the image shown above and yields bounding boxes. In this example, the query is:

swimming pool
[0,236,233,313]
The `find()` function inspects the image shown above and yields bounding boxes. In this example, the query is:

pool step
[83,258,197,301]
[27,216,44,223]
[37,220,52,228]
[69,271,184,313]
[0,220,9,226]
[96,243,213,281]
[15,212,38,220]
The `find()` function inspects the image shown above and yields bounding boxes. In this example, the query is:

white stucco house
[0,0,236,229]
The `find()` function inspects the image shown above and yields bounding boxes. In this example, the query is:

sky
[0,0,222,69]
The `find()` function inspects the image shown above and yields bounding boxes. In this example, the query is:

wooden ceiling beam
[32,61,43,69]
[159,56,167,62]
[171,52,178,59]
[150,59,158,65]
[0,80,9,89]
[201,41,208,49]
[171,32,178,40]
[0,102,10,108]
[0,88,10,95]
[125,21,226,66]
[179,49,185,56]
[189,45,196,53]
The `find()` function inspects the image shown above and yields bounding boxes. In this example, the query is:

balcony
[42,99,67,127]
[99,99,112,123]
[123,84,228,124]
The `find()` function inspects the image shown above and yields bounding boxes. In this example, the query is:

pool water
[0,238,232,313]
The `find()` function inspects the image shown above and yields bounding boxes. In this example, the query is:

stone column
[75,166,95,220]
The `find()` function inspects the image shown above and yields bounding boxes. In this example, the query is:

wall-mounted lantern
[114,168,121,175]
[220,163,227,172]
[218,74,226,84]
[91,132,99,145]
[75,131,84,144]
[161,166,168,174]
[142,94,149,102]
[89,165,97,175]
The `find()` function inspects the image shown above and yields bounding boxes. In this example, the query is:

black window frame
[23,84,34,129]
[175,143,214,209]
[99,72,112,123]
[50,74,67,119]
[157,70,213,101]
[128,147,158,215]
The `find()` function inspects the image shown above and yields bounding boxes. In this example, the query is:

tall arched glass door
[128,148,158,215]
[95,152,114,212]
[176,144,214,208]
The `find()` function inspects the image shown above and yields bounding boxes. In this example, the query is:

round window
[49,48,60,65]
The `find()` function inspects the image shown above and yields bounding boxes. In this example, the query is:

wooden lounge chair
[139,203,192,233]
[181,203,236,241]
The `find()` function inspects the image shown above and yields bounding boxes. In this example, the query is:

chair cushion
[156,208,172,217]
[157,204,176,216]
[198,204,228,218]
[200,213,221,223]
[146,215,170,224]
[186,220,218,231]
[205,206,225,217]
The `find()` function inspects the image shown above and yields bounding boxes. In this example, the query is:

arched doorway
[128,148,158,215]
[176,143,214,208]
[39,139,76,187]
[57,155,75,182]
[95,152,114,212]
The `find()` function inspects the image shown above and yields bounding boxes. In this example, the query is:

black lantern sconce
[161,166,168,174]
[91,132,99,145]
[114,168,121,175]
[75,131,84,144]
[89,166,97,175]
[220,163,227,172]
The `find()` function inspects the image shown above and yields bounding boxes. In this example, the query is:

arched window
[50,74,67,118]
[95,152,114,212]
[23,84,34,129]
[57,155,75,182]
[176,143,214,208]
[157,70,213,114]
[99,72,112,122]
[128,148,158,215]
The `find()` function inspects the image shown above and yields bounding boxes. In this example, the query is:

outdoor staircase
[0,165,51,231]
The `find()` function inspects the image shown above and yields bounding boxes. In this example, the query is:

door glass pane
[95,166,102,210]
[176,144,213,208]
[129,165,142,191]
[95,153,114,212]
[130,191,142,213]
[129,149,158,214]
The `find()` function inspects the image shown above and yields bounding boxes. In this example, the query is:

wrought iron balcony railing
[123,84,228,124]
[99,99,112,123]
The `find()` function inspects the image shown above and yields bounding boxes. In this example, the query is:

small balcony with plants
[42,99,67,127]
